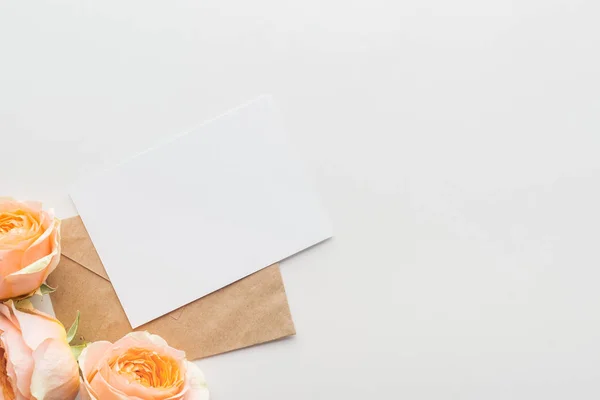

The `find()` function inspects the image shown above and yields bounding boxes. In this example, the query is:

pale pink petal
[0,312,17,335]
[0,304,14,325]
[0,328,33,398]
[30,338,79,400]
[183,362,209,400]
[0,306,30,400]
[78,341,112,378]
[0,305,19,331]
[10,303,66,350]
[79,382,99,400]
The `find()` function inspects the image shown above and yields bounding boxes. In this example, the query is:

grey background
[3,0,600,398]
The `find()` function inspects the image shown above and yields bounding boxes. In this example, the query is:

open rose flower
[0,301,80,399]
[79,331,209,400]
[0,199,61,300]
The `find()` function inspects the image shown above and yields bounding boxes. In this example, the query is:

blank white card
[71,96,332,327]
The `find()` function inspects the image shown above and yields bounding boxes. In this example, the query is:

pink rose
[0,199,61,300]
[79,332,209,400]
[0,301,80,400]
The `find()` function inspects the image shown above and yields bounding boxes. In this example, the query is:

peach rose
[0,199,61,300]
[0,301,80,400]
[79,332,209,400]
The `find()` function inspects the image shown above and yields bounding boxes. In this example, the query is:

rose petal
[80,334,207,400]
[79,341,118,400]
[0,331,33,398]
[0,202,45,251]
[78,341,112,378]
[0,303,14,324]
[0,310,33,399]
[0,212,59,299]
[22,217,59,269]
[0,305,18,334]
[12,245,59,276]
[101,352,186,400]
[79,381,99,400]
[0,249,25,277]
[104,368,184,400]
[0,245,60,300]
[30,338,79,400]
[15,223,60,276]
[0,211,42,247]
[183,362,210,400]
[89,366,143,400]
[100,333,187,400]
[116,331,169,347]
[10,303,67,350]
[0,200,41,214]
[112,331,186,361]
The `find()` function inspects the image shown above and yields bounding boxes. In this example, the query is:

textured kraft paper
[48,216,296,360]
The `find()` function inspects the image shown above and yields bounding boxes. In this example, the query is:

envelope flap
[60,216,110,281]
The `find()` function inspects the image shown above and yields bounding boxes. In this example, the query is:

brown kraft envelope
[48,216,296,360]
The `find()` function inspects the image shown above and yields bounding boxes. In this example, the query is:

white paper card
[70,96,332,327]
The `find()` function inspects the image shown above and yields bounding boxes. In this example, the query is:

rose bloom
[0,301,79,400]
[0,199,61,300]
[79,332,209,400]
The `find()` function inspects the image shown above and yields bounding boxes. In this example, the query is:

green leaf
[66,311,80,344]
[70,343,87,361]
[38,283,56,296]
